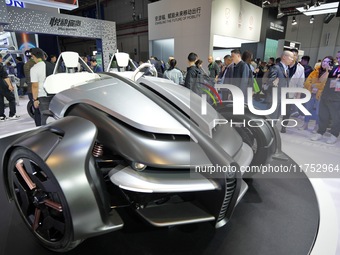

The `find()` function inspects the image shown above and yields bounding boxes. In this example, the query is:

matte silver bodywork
[50,75,189,135]
[0,72,263,247]
[64,102,247,168]
[6,117,123,240]
[50,74,248,168]
[50,74,220,138]
[109,167,219,193]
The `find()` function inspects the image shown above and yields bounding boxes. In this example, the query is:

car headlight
[132,162,147,171]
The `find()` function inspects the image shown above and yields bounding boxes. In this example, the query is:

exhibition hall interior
[0,0,340,254]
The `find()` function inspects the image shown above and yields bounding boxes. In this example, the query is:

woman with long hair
[299,56,334,132]
[163,58,183,85]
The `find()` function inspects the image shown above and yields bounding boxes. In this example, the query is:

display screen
[15,32,37,51]
[19,0,78,10]
[264,38,278,62]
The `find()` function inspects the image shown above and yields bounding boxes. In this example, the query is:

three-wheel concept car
[0,52,279,252]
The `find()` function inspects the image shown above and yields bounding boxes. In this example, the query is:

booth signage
[270,22,284,33]
[49,17,81,31]
[5,0,25,8]
[154,7,202,25]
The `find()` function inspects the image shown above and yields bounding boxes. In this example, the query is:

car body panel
[0,52,285,252]
[50,75,190,135]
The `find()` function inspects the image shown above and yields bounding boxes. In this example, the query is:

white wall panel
[211,0,262,42]
[148,0,212,70]
[285,13,340,66]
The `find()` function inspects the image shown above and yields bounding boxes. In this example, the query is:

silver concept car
[0,52,278,252]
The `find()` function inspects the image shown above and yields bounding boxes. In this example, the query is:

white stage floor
[1,96,339,254]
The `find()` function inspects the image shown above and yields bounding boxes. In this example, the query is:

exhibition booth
[148,0,263,70]
[0,0,339,254]
[0,0,116,69]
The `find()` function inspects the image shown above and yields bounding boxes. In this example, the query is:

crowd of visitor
[1,47,339,144]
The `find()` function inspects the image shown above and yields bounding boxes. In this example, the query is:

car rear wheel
[217,106,276,166]
[8,147,82,252]
[27,100,35,119]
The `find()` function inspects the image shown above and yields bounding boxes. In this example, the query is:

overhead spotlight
[310,15,314,24]
[324,13,335,24]
[277,6,285,18]
[292,16,297,25]
[262,0,271,7]
[314,1,321,7]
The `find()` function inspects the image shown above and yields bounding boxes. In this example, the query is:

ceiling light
[296,2,339,16]
[292,16,297,25]
[310,15,314,23]
[277,11,285,18]
[277,6,285,18]
[262,0,271,7]
[324,13,335,24]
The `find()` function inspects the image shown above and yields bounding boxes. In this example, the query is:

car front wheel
[8,147,82,252]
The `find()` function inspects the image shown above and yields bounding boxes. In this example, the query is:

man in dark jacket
[184,52,203,96]
[266,50,294,126]
[90,58,103,73]
[149,56,163,78]
[0,54,19,121]
[230,49,252,101]
[16,56,26,96]
[23,49,35,103]
[300,55,313,79]
[208,55,220,82]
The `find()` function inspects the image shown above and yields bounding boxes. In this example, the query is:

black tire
[233,121,269,165]
[27,100,35,119]
[217,106,276,166]
[8,147,82,252]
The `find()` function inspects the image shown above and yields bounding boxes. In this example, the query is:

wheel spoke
[33,208,41,231]
[13,177,31,215]
[21,158,36,175]
[44,199,63,212]
[21,158,59,193]
[15,159,36,190]
[10,149,71,247]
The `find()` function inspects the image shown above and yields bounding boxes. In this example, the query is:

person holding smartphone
[311,51,340,144]
[300,56,334,132]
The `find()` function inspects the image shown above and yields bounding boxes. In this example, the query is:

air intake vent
[217,178,236,222]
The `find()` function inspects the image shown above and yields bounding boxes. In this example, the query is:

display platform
[0,156,319,255]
